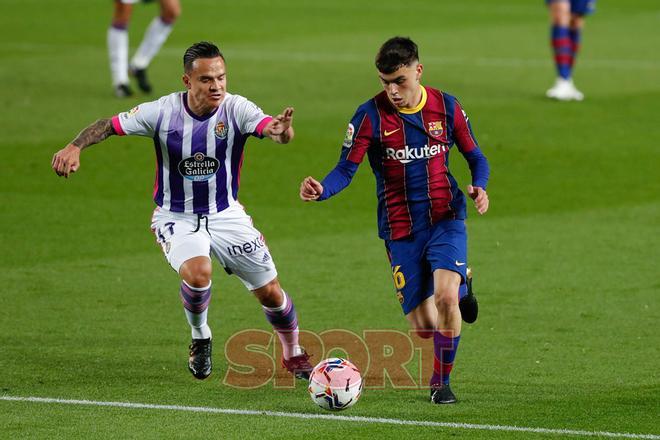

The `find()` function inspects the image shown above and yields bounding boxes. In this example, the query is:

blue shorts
[385,220,467,315]
[546,0,596,15]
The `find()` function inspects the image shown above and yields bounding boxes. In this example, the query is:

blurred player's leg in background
[108,0,135,97]
[546,0,590,101]
[569,13,585,81]
[130,0,181,93]
[549,0,572,81]
[546,0,580,100]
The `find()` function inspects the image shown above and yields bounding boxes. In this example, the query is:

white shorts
[151,205,278,291]
[119,0,141,4]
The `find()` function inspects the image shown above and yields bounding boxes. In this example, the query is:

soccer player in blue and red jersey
[545,0,596,101]
[300,37,490,404]
[53,41,313,382]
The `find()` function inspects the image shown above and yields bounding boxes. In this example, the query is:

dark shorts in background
[546,0,596,16]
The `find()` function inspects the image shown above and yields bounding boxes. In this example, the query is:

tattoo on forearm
[71,118,115,149]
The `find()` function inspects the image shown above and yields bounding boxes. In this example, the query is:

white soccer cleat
[545,78,565,99]
[546,78,584,101]
[569,81,584,101]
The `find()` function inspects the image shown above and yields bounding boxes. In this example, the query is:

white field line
[1,395,659,439]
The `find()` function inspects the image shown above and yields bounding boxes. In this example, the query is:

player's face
[183,56,227,113]
[378,62,423,109]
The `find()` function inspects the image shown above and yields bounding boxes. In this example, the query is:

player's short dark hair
[183,41,224,72]
[375,37,419,74]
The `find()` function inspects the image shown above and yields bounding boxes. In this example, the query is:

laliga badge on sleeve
[342,123,354,148]
[121,106,140,120]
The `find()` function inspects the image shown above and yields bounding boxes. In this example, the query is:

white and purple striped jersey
[111,92,273,214]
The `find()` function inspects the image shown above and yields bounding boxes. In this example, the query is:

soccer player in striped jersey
[52,41,313,381]
[108,0,181,97]
[545,0,596,101]
[300,37,490,404]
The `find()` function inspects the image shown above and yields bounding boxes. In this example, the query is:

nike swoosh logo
[455,261,466,266]
[384,128,401,136]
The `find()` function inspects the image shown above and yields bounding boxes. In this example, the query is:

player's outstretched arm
[467,185,489,215]
[52,118,116,178]
[300,176,324,201]
[263,107,294,144]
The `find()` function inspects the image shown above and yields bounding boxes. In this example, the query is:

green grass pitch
[1,0,659,438]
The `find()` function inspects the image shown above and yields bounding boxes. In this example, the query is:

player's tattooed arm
[52,118,116,178]
[71,118,116,150]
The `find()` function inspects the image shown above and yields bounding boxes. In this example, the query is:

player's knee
[184,269,211,288]
[434,286,459,310]
[180,257,212,288]
[187,274,211,289]
[570,16,584,29]
[112,3,132,25]
[161,5,181,23]
[549,2,570,26]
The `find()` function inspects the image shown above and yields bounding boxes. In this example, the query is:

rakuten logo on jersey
[384,143,449,164]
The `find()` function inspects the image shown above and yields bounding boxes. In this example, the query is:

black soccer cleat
[114,83,134,98]
[430,383,457,404]
[188,338,212,380]
[130,67,153,93]
[459,267,479,324]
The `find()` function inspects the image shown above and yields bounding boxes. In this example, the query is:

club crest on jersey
[121,106,140,120]
[428,121,443,138]
[178,152,220,181]
[214,121,228,139]
[342,123,355,148]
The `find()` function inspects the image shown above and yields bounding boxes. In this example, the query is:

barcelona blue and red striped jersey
[318,86,489,240]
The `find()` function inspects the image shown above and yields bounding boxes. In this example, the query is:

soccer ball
[308,358,362,411]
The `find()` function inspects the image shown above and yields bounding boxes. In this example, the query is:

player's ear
[416,63,423,82]
[182,74,191,89]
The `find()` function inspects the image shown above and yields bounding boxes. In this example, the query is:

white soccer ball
[308,358,363,411]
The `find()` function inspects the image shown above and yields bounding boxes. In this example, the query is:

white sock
[185,308,212,340]
[130,17,173,70]
[107,25,129,86]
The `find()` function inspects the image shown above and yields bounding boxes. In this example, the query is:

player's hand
[467,185,489,215]
[52,144,81,178]
[267,107,294,136]
[300,176,323,201]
